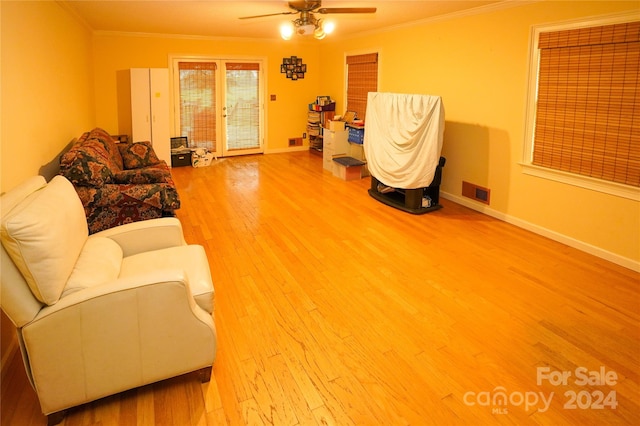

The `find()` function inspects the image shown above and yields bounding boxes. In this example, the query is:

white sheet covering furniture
[1,175,217,425]
[364,92,445,189]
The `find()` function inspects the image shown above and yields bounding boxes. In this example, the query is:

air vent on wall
[462,181,490,204]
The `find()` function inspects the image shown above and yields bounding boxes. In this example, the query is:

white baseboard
[441,191,640,273]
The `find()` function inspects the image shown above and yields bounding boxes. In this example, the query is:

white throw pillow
[1,176,88,305]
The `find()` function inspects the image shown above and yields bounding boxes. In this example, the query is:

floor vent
[462,181,490,204]
[289,137,303,147]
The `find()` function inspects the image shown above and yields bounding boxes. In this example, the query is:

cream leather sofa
[1,175,217,425]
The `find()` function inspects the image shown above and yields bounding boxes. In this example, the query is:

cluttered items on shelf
[309,96,336,112]
[326,110,364,144]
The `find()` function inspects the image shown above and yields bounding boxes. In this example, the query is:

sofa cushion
[62,237,123,298]
[0,176,88,305]
[113,166,171,185]
[88,128,124,171]
[118,141,162,169]
[60,139,115,186]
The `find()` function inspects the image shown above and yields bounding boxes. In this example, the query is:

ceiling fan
[240,1,377,39]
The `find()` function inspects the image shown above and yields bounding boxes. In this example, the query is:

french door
[171,58,264,157]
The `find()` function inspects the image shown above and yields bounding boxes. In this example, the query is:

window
[523,17,639,200]
[178,61,217,151]
[346,52,378,120]
[224,62,260,151]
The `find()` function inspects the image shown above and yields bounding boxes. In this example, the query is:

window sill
[520,163,640,201]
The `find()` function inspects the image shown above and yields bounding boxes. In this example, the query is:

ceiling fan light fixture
[297,23,316,36]
[323,21,335,35]
[280,22,294,40]
[241,1,376,40]
[313,19,333,39]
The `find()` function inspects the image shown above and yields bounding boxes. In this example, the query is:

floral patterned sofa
[59,128,180,234]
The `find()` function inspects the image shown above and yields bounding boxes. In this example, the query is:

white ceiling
[63,0,509,40]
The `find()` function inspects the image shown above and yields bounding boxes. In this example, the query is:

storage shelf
[367,159,445,214]
[368,188,442,214]
[307,107,334,154]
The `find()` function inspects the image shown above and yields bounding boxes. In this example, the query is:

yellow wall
[319,0,640,266]
[92,34,321,152]
[1,0,95,192]
[0,0,94,374]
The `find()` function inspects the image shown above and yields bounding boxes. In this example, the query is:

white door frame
[169,55,266,158]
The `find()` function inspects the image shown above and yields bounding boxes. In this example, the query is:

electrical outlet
[303,132,307,139]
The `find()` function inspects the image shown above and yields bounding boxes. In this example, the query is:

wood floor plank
[266,353,316,426]
[134,385,154,426]
[1,151,638,425]
[240,356,298,426]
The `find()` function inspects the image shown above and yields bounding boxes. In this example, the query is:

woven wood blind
[533,21,640,187]
[178,61,217,151]
[225,62,260,150]
[225,62,260,71]
[346,53,378,120]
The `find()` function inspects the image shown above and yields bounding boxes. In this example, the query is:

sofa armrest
[33,269,202,318]
[91,217,186,257]
[22,270,216,415]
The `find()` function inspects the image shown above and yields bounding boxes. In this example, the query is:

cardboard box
[348,144,370,177]
[332,156,365,181]
[343,111,356,124]
[328,120,345,131]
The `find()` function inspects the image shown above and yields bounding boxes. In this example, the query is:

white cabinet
[322,129,349,171]
[130,68,171,165]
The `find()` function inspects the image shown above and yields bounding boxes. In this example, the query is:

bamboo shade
[225,62,260,150]
[178,61,217,151]
[346,53,378,121]
[225,62,260,71]
[533,21,639,187]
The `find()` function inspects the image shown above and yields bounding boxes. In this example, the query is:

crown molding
[56,0,94,32]
[91,30,331,45]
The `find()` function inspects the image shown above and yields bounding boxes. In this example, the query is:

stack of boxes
[325,111,369,180]
[347,118,364,145]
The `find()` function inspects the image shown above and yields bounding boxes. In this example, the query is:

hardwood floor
[2,151,639,425]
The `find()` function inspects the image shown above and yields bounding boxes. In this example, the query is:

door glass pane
[225,62,260,151]
[178,62,217,151]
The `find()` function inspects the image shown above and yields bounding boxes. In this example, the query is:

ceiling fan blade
[317,7,377,14]
[289,1,322,12]
[239,11,296,20]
